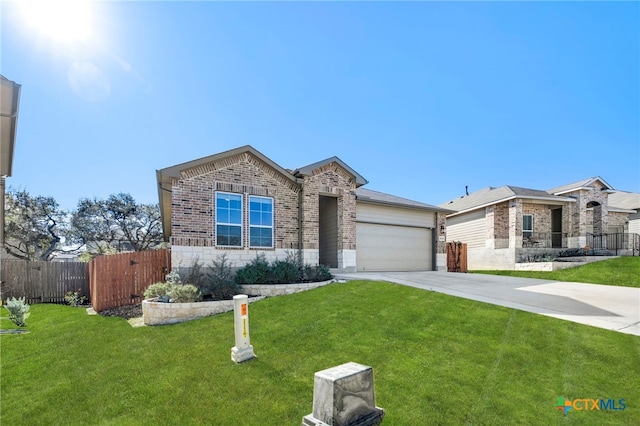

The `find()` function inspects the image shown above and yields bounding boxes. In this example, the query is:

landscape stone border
[142,279,336,326]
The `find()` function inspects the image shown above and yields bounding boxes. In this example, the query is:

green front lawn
[473,256,640,288]
[2,281,638,425]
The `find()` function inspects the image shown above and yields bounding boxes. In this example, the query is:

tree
[3,188,71,261]
[69,193,163,257]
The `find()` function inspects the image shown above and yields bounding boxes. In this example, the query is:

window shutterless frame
[215,192,243,247]
[523,214,533,240]
[248,195,274,248]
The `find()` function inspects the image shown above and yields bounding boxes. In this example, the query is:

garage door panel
[356,223,431,272]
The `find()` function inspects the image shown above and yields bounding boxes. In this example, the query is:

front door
[552,208,562,248]
[319,196,338,268]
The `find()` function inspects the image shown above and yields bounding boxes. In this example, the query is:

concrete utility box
[302,362,384,426]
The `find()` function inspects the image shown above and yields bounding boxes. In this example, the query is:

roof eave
[446,195,576,217]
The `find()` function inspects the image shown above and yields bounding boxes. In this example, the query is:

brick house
[156,146,451,272]
[440,177,640,270]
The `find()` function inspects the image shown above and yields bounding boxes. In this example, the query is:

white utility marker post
[231,294,256,363]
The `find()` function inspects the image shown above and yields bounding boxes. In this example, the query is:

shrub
[206,254,241,300]
[144,282,174,302]
[235,254,271,284]
[165,270,182,285]
[271,259,300,283]
[234,253,333,284]
[64,289,87,307]
[4,297,30,327]
[175,258,208,294]
[303,264,332,282]
[168,284,201,303]
[144,282,202,303]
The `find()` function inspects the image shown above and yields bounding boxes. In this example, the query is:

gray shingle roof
[608,191,640,210]
[547,176,613,195]
[439,185,571,213]
[357,188,453,212]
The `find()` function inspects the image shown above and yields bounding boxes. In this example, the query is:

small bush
[207,254,241,300]
[165,270,182,285]
[303,264,332,282]
[64,289,87,307]
[144,282,174,302]
[144,282,201,303]
[4,297,30,327]
[235,254,271,284]
[168,284,202,303]
[234,253,332,284]
[271,259,300,283]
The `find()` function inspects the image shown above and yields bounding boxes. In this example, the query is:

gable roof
[608,190,640,211]
[440,185,574,216]
[156,145,299,239]
[356,187,454,213]
[547,176,614,195]
[293,156,368,187]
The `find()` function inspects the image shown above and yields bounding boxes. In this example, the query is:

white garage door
[356,223,432,272]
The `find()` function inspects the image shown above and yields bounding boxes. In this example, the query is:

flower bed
[142,279,335,325]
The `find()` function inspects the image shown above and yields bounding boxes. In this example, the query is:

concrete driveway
[335,271,640,336]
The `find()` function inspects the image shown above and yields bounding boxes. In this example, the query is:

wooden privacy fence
[89,249,171,312]
[447,242,468,273]
[0,260,89,304]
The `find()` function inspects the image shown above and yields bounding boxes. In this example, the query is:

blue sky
[2,1,639,212]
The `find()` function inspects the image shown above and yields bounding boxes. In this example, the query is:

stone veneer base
[142,279,335,326]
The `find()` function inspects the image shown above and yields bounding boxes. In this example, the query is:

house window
[523,214,533,240]
[249,196,273,248]
[216,192,242,247]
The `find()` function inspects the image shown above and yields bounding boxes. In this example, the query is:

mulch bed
[98,304,142,320]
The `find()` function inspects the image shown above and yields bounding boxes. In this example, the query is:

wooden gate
[446,242,467,273]
[89,249,171,312]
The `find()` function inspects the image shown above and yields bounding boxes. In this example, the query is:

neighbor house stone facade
[441,177,639,270]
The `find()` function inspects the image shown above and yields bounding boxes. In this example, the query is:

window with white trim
[249,196,273,248]
[215,192,242,247]
[523,214,533,240]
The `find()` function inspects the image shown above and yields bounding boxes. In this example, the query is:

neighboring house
[157,145,451,272]
[440,177,640,270]
[1,75,21,251]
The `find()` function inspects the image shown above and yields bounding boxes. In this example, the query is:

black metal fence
[587,233,639,256]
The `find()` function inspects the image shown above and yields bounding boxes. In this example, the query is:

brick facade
[159,146,448,272]
[167,151,360,269]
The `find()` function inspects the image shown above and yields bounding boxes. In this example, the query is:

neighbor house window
[216,192,242,247]
[523,214,533,240]
[249,196,273,248]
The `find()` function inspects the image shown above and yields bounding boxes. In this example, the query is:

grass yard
[472,256,640,288]
[2,281,639,425]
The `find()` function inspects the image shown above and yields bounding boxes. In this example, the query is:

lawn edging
[515,256,618,271]
[240,279,334,296]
